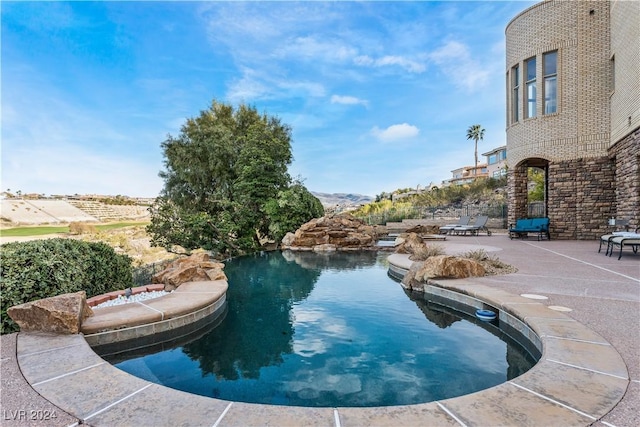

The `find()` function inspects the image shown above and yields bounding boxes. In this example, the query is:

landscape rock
[405,224,441,235]
[402,255,486,290]
[152,252,227,291]
[281,232,296,247]
[394,232,427,254]
[282,214,385,251]
[7,291,93,334]
[313,244,337,252]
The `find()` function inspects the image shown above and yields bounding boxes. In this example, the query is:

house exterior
[482,146,508,178]
[443,164,489,187]
[505,0,639,239]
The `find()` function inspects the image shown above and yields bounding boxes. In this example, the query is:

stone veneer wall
[547,158,616,240]
[609,129,640,230]
[506,166,529,227]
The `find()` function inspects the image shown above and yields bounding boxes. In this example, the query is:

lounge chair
[453,215,491,236]
[608,233,640,260]
[598,220,630,254]
[439,216,471,235]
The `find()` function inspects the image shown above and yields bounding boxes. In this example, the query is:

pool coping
[80,280,228,349]
[11,252,629,426]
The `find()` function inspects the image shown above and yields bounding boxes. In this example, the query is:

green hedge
[1,238,133,334]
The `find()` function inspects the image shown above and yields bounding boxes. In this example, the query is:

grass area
[95,222,150,231]
[0,222,150,237]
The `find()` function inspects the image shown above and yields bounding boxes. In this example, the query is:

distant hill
[311,192,374,208]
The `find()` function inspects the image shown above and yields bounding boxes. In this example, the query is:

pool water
[110,251,537,407]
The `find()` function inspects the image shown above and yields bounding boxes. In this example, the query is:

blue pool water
[110,251,537,407]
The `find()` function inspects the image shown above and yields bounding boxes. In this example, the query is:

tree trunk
[474,140,478,175]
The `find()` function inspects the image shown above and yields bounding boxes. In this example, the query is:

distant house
[482,146,507,178]
[443,164,489,187]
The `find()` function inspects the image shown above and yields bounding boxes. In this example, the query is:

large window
[525,57,536,118]
[511,65,519,123]
[488,150,506,165]
[543,51,557,114]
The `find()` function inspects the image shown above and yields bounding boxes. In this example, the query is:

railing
[132,259,175,287]
[528,202,546,218]
[360,203,509,227]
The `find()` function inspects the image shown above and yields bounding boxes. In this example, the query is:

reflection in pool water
[109,251,537,407]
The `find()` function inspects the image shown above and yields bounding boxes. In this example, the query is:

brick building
[505,0,639,239]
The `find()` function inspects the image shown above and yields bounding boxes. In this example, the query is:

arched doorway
[508,158,549,226]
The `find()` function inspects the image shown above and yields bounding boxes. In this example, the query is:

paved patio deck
[1,234,638,426]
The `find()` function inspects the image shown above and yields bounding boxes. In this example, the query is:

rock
[405,224,440,235]
[152,252,227,291]
[394,233,427,254]
[402,255,486,289]
[313,244,337,252]
[281,232,296,246]
[7,291,93,334]
[282,214,384,251]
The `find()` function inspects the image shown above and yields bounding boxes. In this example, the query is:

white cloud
[276,36,357,63]
[354,55,426,73]
[227,67,326,102]
[428,40,490,91]
[371,123,420,142]
[330,95,368,107]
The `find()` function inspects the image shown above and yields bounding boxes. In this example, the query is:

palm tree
[466,124,485,176]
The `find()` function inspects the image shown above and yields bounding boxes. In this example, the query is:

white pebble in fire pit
[95,290,171,308]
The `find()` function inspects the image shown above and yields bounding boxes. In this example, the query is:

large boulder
[152,252,227,291]
[282,214,384,252]
[402,255,486,290]
[394,233,427,255]
[7,291,93,334]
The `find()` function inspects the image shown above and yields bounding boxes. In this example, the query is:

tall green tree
[264,181,325,242]
[147,100,321,256]
[466,124,485,175]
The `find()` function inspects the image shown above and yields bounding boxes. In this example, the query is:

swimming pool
[107,251,537,407]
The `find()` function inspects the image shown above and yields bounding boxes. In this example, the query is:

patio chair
[439,216,471,235]
[608,232,640,260]
[598,219,631,254]
[453,215,491,236]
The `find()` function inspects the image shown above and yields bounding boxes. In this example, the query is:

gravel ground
[94,290,170,308]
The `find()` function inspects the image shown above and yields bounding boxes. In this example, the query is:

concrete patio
[1,234,638,426]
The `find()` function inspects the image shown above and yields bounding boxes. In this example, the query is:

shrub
[1,238,133,334]
[463,249,489,262]
[69,222,97,235]
[462,249,514,274]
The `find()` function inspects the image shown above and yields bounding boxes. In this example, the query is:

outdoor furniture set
[439,215,492,236]
[598,220,640,260]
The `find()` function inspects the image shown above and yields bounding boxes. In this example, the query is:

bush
[1,238,133,334]
[69,222,97,235]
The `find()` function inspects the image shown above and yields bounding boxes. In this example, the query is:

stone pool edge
[13,257,629,426]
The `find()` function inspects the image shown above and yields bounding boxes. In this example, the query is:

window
[543,51,557,114]
[525,57,536,118]
[610,54,615,93]
[511,65,519,123]
[488,150,506,165]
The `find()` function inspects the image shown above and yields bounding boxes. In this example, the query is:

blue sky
[1,1,536,198]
